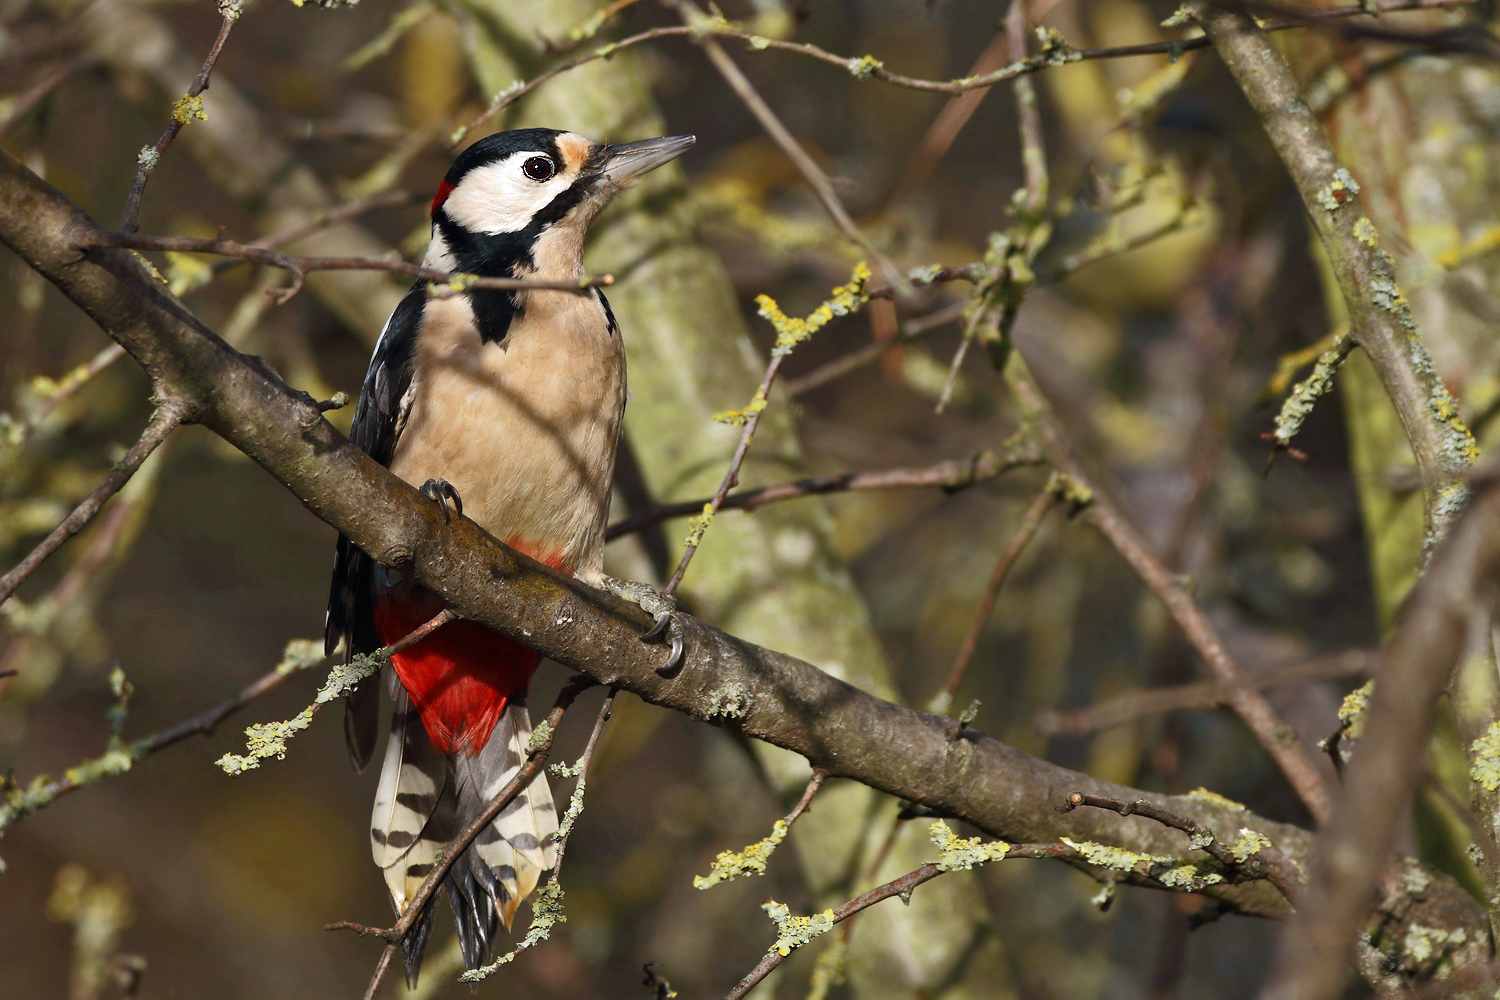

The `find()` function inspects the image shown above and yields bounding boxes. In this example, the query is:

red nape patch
[429,179,456,218]
[375,588,539,757]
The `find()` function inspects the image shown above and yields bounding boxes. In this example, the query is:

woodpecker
[324,127,694,984]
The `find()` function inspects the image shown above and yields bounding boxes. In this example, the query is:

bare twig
[542,0,647,54]
[0,403,186,608]
[1035,649,1376,737]
[19,343,128,436]
[661,353,785,595]
[121,12,239,233]
[83,231,613,304]
[935,487,1055,710]
[608,443,1041,540]
[784,771,826,828]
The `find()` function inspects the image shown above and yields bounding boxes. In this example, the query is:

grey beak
[600,134,696,186]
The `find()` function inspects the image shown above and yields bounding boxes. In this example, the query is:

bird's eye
[522,156,555,181]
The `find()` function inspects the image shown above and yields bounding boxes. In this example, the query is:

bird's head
[426,128,694,280]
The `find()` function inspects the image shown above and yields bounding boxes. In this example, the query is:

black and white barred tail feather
[370,689,557,985]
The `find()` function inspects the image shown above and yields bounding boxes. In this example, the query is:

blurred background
[3,0,1499,996]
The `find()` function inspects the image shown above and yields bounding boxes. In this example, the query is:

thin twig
[1007,0,1048,214]
[459,26,692,143]
[0,610,455,833]
[785,302,965,398]
[1059,792,1302,904]
[661,354,785,595]
[0,403,185,608]
[784,771,826,829]
[552,688,615,879]
[607,443,1042,541]
[725,842,1080,998]
[935,487,1055,709]
[207,189,424,276]
[456,0,1474,145]
[83,231,613,303]
[542,0,648,54]
[20,343,128,436]
[121,12,239,233]
[1035,648,1376,737]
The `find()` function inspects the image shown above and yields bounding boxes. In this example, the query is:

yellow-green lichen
[1188,787,1247,812]
[694,819,786,889]
[216,707,315,775]
[705,682,750,720]
[1227,829,1272,862]
[1339,680,1373,740]
[1470,721,1500,792]
[683,503,714,547]
[527,719,553,753]
[931,820,1009,871]
[1061,837,1146,872]
[1315,168,1360,212]
[1047,471,1094,511]
[460,880,566,981]
[762,900,836,957]
[1353,216,1380,248]
[217,643,375,775]
[1062,836,1224,890]
[170,95,206,125]
[1034,25,1079,63]
[713,387,767,426]
[755,261,873,358]
[1272,336,1352,447]
[1404,923,1467,966]
[846,55,883,79]
[1151,861,1223,889]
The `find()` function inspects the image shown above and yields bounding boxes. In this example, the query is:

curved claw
[420,478,463,522]
[642,612,673,644]
[646,612,686,674]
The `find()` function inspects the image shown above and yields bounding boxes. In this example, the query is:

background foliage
[3,0,1499,997]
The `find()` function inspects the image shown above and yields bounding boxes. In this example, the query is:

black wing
[325,284,425,769]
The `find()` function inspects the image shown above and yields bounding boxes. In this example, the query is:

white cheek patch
[442,152,574,235]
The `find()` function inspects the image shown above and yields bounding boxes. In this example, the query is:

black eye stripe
[523,156,555,181]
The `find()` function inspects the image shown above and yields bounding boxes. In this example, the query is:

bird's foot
[420,478,463,523]
[603,577,686,672]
